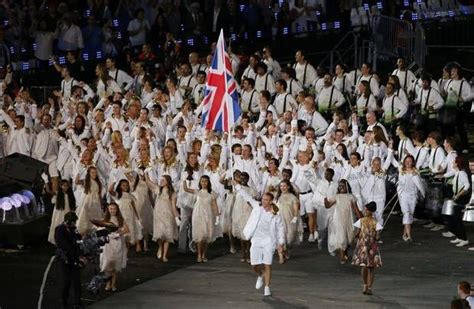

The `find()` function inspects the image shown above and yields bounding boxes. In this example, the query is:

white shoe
[468,247,474,251]
[442,232,456,238]
[423,222,435,228]
[264,286,271,296]
[313,231,319,240]
[402,235,409,242]
[308,234,315,242]
[255,276,263,290]
[430,225,444,231]
[450,238,462,244]
[456,240,469,247]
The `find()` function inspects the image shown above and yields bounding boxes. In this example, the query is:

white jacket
[236,185,285,251]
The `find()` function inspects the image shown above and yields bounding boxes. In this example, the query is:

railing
[413,23,427,68]
[371,15,414,71]
[317,31,361,73]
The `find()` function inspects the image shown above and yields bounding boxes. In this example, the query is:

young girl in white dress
[113,179,143,246]
[100,203,129,292]
[275,179,301,264]
[146,174,180,262]
[184,175,219,263]
[324,179,362,264]
[221,170,241,254]
[76,166,104,236]
[231,172,257,263]
[48,180,76,244]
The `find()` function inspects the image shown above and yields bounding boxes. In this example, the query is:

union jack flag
[201,29,240,133]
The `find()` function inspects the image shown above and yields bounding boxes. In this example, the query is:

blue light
[448,10,455,17]
[296,23,302,33]
[404,0,409,6]
[256,30,262,38]
[308,23,315,32]
[203,36,209,44]
[411,12,418,20]
[376,2,383,9]
[244,32,248,40]
[181,24,184,31]
[21,47,26,53]
[231,33,236,41]
[334,21,340,29]
[4,20,8,26]
[187,38,194,46]
[85,10,90,17]
[282,27,289,35]
[117,32,122,39]
[113,19,119,27]
[59,56,66,65]
[274,12,278,20]
[239,4,245,12]
[96,51,102,59]
[321,23,327,31]
[32,43,37,51]
[9,47,14,54]
[364,3,369,11]
[48,59,54,66]
[316,10,321,16]
[278,0,284,8]
[22,62,29,70]
[83,53,89,61]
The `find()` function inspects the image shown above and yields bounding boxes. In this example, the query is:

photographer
[54,212,85,309]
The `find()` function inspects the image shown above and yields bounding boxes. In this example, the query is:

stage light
[83,53,89,61]
[0,197,12,211]
[334,21,341,29]
[187,38,194,46]
[364,4,369,11]
[113,19,119,27]
[256,30,262,38]
[59,56,66,65]
[96,51,102,59]
[9,195,21,208]
[321,23,327,31]
[12,193,29,204]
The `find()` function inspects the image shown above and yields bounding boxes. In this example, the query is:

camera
[77,229,110,257]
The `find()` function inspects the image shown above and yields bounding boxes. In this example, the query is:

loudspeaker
[0,153,47,185]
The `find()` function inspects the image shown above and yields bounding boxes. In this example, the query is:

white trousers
[399,193,416,225]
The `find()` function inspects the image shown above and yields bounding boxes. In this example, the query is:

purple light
[20,190,35,201]
[364,4,369,11]
[282,27,289,35]
[256,30,262,38]
[96,51,102,59]
[334,21,341,29]
[0,197,12,211]
[83,53,89,61]
[321,23,327,31]
[187,38,194,46]
[376,2,383,9]
[59,56,66,65]
[113,19,119,27]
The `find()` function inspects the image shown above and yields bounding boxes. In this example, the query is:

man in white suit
[235,184,285,297]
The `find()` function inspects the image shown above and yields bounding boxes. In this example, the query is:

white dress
[100,216,127,272]
[192,190,217,243]
[48,197,72,244]
[115,192,143,245]
[231,186,256,240]
[132,178,154,236]
[221,190,235,235]
[152,189,178,243]
[327,194,356,254]
[277,193,302,246]
[76,181,103,235]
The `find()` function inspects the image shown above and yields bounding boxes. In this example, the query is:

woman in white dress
[113,179,143,246]
[275,179,301,264]
[221,170,241,254]
[184,175,219,263]
[324,179,363,264]
[76,167,104,236]
[231,172,256,263]
[100,203,129,292]
[131,149,154,252]
[48,180,76,244]
[146,174,179,262]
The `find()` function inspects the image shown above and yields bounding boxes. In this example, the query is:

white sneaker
[255,276,263,290]
[308,234,315,242]
[264,286,271,296]
[313,231,319,240]
[442,232,456,238]
[468,247,474,251]
[430,225,444,231]
[456,240,469,247]
[450,238,462,244]
[423,222,435,228]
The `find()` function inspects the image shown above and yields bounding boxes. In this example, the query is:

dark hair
[360,80,371,98]
[338,179,352,193]
[115,179,130,199]
[240,172,250,186]
[260,90,271,102]
[73,115,86,135]
[458,281,471,294]
[199,175,212,193]
[56,180,76,211]
[412,130,425,143]
[450,299,470,309]
[454,156,467,171]
[64,211,78,224]
[84,166,102,195]
[276,179,297,200]
[104,203,125,227]
[365,201,377,212]
[160,175,175,198]
[337,143,349,161]
[276,79,287,91]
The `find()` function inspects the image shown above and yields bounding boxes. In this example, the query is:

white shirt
[242,66,256,81]
[34,31,56,61]
[293,61,317,87]
[317,86,345,112]
[108,69,134,91]
[444,79,472,107]
[61,78,79,100]
[32,126,58,163]
[255,73,275,95]
[286,78,303,97]
[127,18,150,47]
[192,83,206,105]
[178,75,198,98]
[241,89,259,113]
[415,87,444,114]
[392,69,416,90]
[382,94,407,122]
[356,94,377,116]
[57,24,84,51]
[428,146,446,173]
[252,210,273,245]
[333,75,353,94]
[274,92,297,116]
[191,63,207,75]
[356,74,380,98]
[264,57,281,80]
[298,109,328,136]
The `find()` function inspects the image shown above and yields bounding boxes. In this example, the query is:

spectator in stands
[82,16,103,60]
[127,8,150,53]
[30,19,56,70]
[56,13,84,54]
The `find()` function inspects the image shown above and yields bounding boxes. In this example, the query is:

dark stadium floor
[0,217,473,309]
